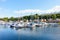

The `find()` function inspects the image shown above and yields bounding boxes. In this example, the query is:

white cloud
[14,9,43,15]
[0,5,60,18]
[14,6,60,15]
[45,6,60,13]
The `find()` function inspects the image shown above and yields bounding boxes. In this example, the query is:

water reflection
[0,28,19,40]
[16,27,53,40]
[0,24,60,40]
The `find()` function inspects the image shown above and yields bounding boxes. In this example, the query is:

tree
[56,14,60,18]
[3,17,8,22]
[34,14,39,19]
[9,17,15,21]
[52,14,56,20]
[14,18,18,21]
[23,16,28,20]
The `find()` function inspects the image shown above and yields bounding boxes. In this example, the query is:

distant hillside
[0,12,60,21]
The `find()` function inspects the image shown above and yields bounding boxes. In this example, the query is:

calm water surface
[0,24,60,40]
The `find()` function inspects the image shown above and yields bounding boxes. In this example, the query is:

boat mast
[18,9,20,21]
[31,13,33,21]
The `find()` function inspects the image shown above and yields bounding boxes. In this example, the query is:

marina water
[0,24,60,40]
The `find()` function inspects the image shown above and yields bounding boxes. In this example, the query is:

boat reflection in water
[0,23,60,40]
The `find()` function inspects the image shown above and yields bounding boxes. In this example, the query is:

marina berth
[0,20,5,25]
[0,19,59,30]
[15,23,24,28]
[9,20,49,29]
[48,23,59,27]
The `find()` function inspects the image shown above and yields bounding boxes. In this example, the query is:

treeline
[0,13,60,21]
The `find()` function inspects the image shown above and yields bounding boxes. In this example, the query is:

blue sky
[0,0,60,18]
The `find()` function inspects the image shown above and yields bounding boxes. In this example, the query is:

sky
[0,0,60,18]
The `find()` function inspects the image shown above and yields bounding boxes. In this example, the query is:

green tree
[52,14,56,20]
[3,17,8,21]
[9,17,15,21]
[34,14,39,19]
